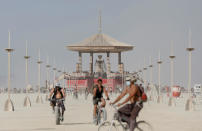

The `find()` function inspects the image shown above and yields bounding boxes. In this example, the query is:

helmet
[125,77,131,81]
[55,83,60,87]
[126,76,137,84]
[131,78,137,84]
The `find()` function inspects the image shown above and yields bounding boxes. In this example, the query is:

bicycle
[98,105,153,131]
[50,98,65,125]
[95,100,107,125]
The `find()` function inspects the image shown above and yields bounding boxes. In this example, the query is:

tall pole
[36,49,43,103]
[38,50,41,94]
[157,51,163,103]
[46,56,51,90]
[138,70,142,81]
[185,29,195,111]
[98,9,102,34]
[149,56,153,101]
[67,73,70,90]
[45,56,51,101]
[24,40,31,107]
[121,63,125,92]
[52,58,56,88]
[149,56,153,85]
[63,67,66,89]
[8,32,11,100]
[168,40,176,106]
[89,52,94,93]
[4,31,14,111]
[53,68,56,84]
[58,69,61,83]
[143,58,147,90]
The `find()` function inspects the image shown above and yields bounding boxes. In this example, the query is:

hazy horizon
[0,0,201,89]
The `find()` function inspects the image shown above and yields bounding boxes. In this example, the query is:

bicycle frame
[111,105,128,130]
[51,98,65,125]
[96,102,107,125]
[98,105,153,131]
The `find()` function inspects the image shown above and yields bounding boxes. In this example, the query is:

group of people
[93,78,145,131]
[48,77,145,131]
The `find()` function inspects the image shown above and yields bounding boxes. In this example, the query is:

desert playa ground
[0,93,202,131]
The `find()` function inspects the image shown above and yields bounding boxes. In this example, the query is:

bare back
[126,84,141,103]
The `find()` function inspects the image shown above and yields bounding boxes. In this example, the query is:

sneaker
[93,116,97,125]
[52,107,55,114]
[61,116,64,122]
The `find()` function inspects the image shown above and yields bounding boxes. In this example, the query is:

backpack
[138,85,147,102]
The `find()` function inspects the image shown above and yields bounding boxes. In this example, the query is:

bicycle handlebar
[109,104,118,111]
[50,98,65,102]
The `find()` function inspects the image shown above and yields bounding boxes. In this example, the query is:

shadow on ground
[32,128,56,130]
[63,122,92,126]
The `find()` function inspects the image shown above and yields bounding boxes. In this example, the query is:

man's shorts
[118,102,143,119]
[50,100,56,106]
[50,99,66,111]
[93,97,102,105]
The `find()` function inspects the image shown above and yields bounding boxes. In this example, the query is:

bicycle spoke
[136,127,143,131]
[98,122,118,131]
[113,121,127,131]
[98,122,110,131]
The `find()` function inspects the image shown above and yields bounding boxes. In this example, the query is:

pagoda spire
[98,10,102,34]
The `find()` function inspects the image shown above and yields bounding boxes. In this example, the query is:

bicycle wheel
[55,106,60,125]
[98,121,118,131]
[135,121,153,131]
[100,108,107,122]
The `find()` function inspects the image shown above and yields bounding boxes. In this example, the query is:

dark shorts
[118,102,143,120]
[51,99,66,111]
[93,97,102,105]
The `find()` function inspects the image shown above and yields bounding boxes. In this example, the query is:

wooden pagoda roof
[67,33,134,53]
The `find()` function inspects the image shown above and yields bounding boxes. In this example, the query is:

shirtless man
[110,78,143,131]
[49,83,66,121]
[93,79,110,123]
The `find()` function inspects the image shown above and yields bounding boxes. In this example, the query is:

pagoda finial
[98,9,102,34]
[188,28,192,48]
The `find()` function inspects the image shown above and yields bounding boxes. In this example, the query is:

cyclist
[85,87,89,100]
[93,78,110,123]
[49,83,66,121]
[73,85,78,99]
[110,77,143,131]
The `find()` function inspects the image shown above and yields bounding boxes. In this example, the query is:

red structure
[172,86,181,97]
[66,78,122,91]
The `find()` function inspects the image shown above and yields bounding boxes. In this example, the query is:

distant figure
[73,85,78,99]
[109,87,113,96]
[85,88,89,100]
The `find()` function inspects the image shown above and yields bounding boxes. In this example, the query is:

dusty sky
[0,0,201,89]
